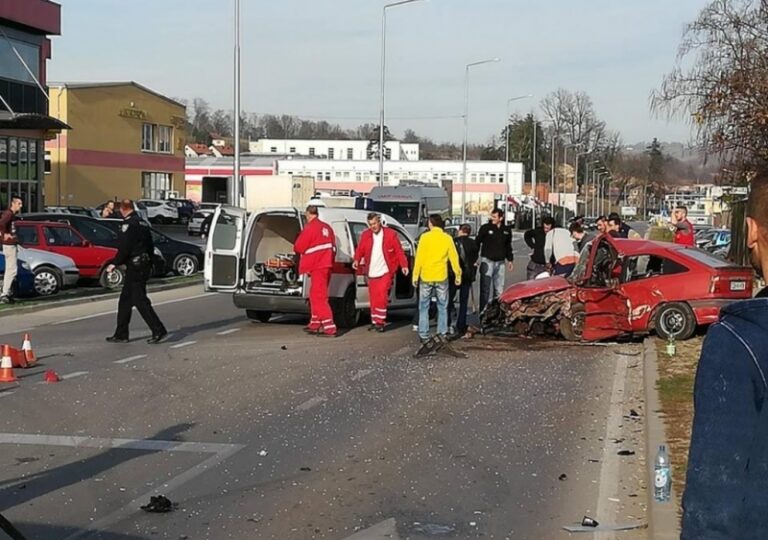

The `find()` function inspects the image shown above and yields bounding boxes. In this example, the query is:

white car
[137,199,179,225]
[187,209,214,236]
[19,247,80,296]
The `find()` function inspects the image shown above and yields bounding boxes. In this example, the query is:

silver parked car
[19,246,80,296]
[187,209,214,236]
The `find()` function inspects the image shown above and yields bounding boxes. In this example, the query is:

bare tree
[652,0,768,171]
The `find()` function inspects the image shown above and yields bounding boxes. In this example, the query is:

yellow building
[46,82,186,206]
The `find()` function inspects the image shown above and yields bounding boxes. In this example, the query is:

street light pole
[233,0,241,207]
[461,57,500,223]
[379,0,425,188]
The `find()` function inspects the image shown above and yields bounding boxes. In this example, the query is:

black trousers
[114,266,166,339]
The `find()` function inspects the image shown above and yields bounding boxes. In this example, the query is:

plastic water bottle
[654,444,671,502]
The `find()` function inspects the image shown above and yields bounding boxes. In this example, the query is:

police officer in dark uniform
[106,199,168,344]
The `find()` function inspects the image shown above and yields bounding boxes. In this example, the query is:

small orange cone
[0,345,18,383]
[21,333,36,366]
[43,370,61,383]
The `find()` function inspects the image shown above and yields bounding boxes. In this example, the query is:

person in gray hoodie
[681,173,768,539]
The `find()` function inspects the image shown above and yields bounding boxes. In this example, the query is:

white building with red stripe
[185,156,524,215]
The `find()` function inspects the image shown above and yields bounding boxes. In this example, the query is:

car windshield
[569,243,592,282]
[679,248,737,268]
[370,201,420,224]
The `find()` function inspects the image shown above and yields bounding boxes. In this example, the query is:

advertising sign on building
[621,206,638,217]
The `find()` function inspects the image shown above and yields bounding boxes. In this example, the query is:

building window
[490,173,496,183]
[356,172,362,182]
[44,150,51,174]
[309,148,315,156]
[343,171,350,178]
[498,175,504,183]
[289,147,296,153]
[325,172,331,181]
[316,172,323,181]
[384,148,392,160]
[270,147,278,153]
[142,124,155,152]
[141,172,171,199]
[347,148,354,160]
[328,148,335,159]
[157,126,172,153]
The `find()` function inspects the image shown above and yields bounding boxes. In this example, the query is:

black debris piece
[581,516,599,527]
[281,345,287,350]
[617,450,636,456]
[629,409,640,417]
[558,473,568,481]
[140,495,176,513]
[300,467,312,472]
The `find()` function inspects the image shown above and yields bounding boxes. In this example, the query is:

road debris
[258,449,268,457]
[140,495,176,513]
[617,449,636,456]
[558,473,568,481]
[562,521,647,533]
[581,516,599,527]
[411,522,455,535]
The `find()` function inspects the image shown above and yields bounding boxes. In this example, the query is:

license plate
[730,281,747,291]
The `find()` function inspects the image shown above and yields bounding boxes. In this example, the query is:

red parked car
[15,221,124,288]
[482,234,754,341]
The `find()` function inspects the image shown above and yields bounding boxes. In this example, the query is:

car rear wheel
[173,254,199,276]
[246,310,272,323]
[654,302,696,340]
[100,266,125,289]
[33,267,62,296]
[560,303,585,342]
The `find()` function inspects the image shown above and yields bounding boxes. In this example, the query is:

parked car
[137,199,179,225]
[94,201,150,222]
[0,254,35,297]
[20,213,166,276]
[18,247,79,296]
[44,206,99,218]
[697,228,731,250]
[482,234,754,342]
[187,210,214,236]
[100,219,203,276]
[15,221,124,288]
[166,199,196,224]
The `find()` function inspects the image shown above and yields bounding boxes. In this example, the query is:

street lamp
[598,171,610,216]
[503,94,533,203]
[378,0,426,187]
[461,57,501,223]
[561,142,581,225]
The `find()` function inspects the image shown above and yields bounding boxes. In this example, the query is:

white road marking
[296,395,327,411]
[114,354,147,365]
[342,518,399,540]
[53,293,216,325]
[170,341,196,349]
[0,432,244,540]
[0,390,16,398]
[216,328,240,336]
[596,353,629,525]
[61,371,89,380]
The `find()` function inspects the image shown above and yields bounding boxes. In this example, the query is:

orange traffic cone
[0,345,18,383]
[21,333,36,366]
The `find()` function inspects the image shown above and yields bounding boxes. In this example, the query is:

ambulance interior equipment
[244,213,304,295]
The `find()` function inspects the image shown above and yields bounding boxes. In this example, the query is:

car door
[388,225,416,307]
[329,220,356,301]
[576,236,633,341]
[348,221,371,308]
[41,225,99,274]
[204,206,247,292]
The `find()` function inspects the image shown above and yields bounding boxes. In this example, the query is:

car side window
[44,227,80,247]
[391,227,413,255]
[16,226,38,245]
[348,222,368,248]
[624,255,688,282]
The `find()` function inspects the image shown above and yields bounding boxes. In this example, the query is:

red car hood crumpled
[498,276,571,304]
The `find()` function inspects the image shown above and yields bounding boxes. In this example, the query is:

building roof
[0,111,70,131]
[47,81,185,109]
[186,143,210,156]
[186,156,277,168]
[213,144,235,156]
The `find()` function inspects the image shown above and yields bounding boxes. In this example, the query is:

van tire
[333,286,359,329]
[246,310,272,323]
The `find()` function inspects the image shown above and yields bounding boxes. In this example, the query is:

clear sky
[49,0,707,146]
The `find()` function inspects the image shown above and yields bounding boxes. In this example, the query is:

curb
[0,276,203,318]
[643,337,681,539]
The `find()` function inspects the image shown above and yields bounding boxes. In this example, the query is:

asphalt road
[0,228,648,539]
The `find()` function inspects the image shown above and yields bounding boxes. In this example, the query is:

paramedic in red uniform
[294,206,337,337]
[353,213,409,332]
[670,205,696,247]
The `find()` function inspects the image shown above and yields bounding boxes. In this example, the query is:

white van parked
[204,206,418,326]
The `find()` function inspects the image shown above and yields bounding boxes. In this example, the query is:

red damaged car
[481,234,754,341]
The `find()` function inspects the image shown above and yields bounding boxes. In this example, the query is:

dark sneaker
[147,331,168,345]
[106,336,129,343]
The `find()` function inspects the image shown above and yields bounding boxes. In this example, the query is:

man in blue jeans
[412,215,462,342]
[681,173,768,539]
[476,209,514,312]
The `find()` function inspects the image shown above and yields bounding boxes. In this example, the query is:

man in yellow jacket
[412,214,462,342]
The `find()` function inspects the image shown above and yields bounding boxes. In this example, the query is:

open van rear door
[204,205,248,292]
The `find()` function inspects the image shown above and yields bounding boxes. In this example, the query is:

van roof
[260,207,407,231]
[368,185,447,199]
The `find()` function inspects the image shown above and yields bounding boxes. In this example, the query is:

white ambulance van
[204,206,418,327]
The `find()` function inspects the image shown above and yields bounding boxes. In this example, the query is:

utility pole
[233,0,241,207]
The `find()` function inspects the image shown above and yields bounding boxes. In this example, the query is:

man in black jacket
[476,209,514,312]
[448,224,479,335]
[106,200,168,344]
[524,216,554,279]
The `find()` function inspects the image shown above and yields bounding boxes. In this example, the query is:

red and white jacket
[353,227,408,277]
[294,218,336,274]
[674,219,695,247]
